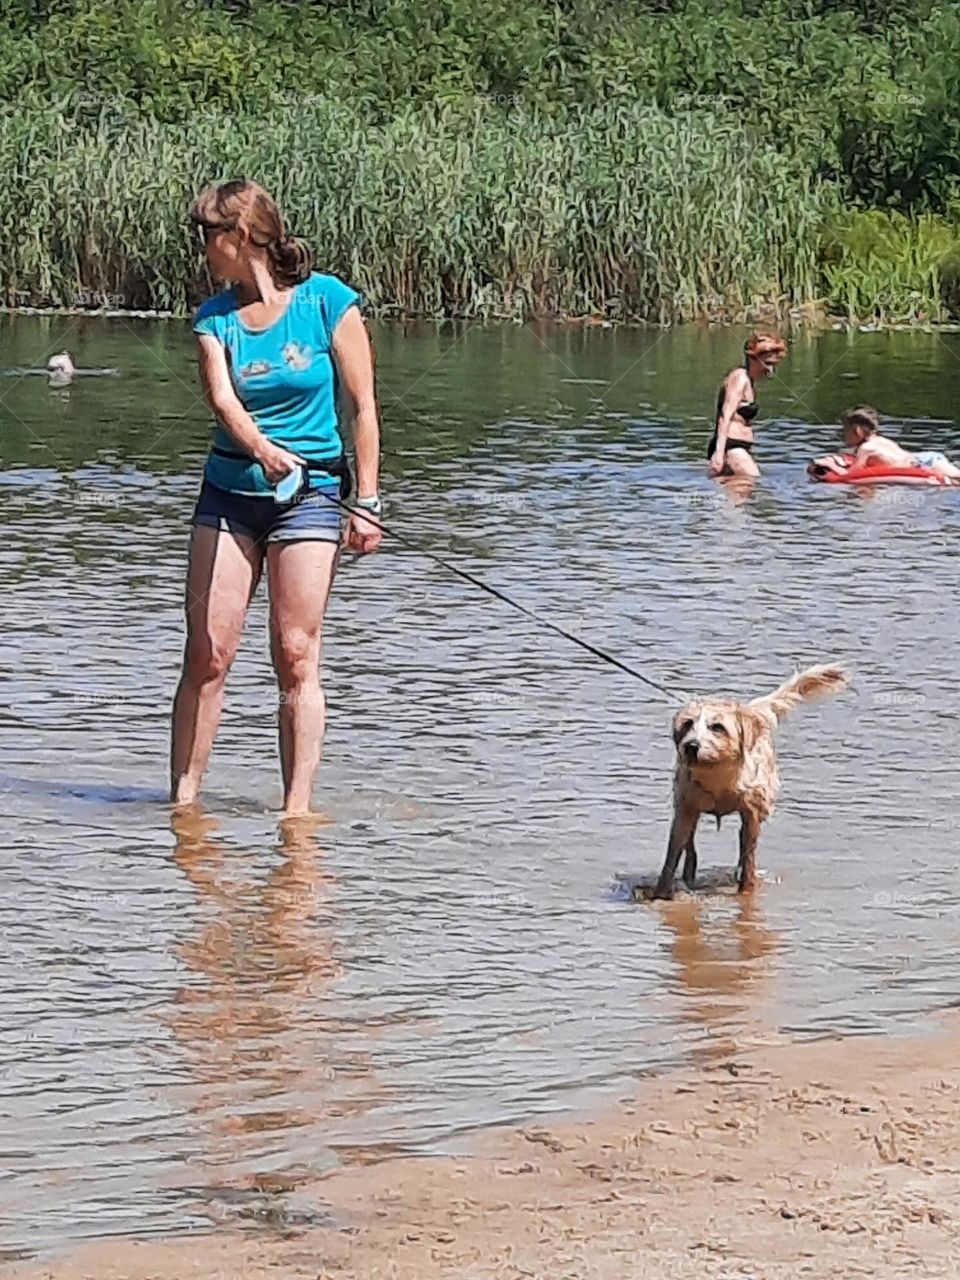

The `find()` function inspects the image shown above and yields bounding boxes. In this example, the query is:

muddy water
[2,315,960,1257]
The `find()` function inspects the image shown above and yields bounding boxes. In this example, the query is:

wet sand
[10,1016,960,1280]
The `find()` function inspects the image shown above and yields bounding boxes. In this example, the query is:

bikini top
[716,384,759,423]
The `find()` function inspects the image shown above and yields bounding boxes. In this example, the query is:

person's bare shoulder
[855,439,888,464]
[730,366,752,393]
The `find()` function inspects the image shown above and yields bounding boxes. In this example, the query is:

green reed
[0,100,825,323]
[819,208,960,323]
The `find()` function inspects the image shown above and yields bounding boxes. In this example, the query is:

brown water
[2,315,960,1258]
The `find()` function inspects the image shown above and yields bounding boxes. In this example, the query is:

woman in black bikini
[708,333,787,478]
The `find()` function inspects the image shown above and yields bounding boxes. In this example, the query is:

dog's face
[672,700,765,768]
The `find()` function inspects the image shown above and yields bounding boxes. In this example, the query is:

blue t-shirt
[192,271,360,495]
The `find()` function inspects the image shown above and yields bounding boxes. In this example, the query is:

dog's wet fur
[653,664,848,900]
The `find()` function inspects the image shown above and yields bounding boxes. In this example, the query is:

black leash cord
[323,492,683,703]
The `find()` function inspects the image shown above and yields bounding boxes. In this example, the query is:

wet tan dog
[653,665,848,899]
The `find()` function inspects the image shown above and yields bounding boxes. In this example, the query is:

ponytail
[267,232,313,288]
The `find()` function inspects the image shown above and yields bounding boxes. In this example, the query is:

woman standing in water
[708,333,787,477]
[170,179,381,815]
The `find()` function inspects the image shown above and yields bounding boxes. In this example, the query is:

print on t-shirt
[282,341,314,371]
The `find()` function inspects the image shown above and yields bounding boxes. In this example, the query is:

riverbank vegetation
[3,0,960,323]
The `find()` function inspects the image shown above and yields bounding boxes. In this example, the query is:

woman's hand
[254,440,306,485]
[343,508,383,556]
[709,450,726,475]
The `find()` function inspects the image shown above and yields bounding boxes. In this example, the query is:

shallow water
[2,315,960,1257]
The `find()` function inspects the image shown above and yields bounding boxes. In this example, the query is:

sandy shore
[10,1018,960,1280]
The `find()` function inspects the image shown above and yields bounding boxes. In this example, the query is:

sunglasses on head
[195,219,233,245]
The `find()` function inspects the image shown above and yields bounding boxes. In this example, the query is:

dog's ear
[737,708,768,755]
[672,703,696,742]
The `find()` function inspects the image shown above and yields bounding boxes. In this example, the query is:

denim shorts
[192,479,342,544]
[914,450,946,469]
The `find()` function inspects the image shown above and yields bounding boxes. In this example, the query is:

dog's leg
[654,810,697,900]
[681,818,699,890]
[737,812,761,893]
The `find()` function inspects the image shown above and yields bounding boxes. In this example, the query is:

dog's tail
[749,664,848,723]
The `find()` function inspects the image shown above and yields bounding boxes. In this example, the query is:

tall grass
[820,208,960,322]
[5,0,960,216]
[0,100,824,323]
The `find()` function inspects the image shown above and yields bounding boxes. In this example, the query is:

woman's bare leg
[266,539,339,815]
[723,449,760,479]
[170,525,263,806]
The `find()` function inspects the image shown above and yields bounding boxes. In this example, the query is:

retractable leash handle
[319,490,683,704]
[274,463,306,504]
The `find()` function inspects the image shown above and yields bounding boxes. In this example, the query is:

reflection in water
[717,474,758,506]
[167,811,386,1217]
[6,319,960,1254]
[661,895,779,1064]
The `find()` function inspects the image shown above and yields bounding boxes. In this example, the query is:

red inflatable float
[808,454,960,487]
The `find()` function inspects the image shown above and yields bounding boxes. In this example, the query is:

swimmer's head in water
[190,179,313,290]
[47,351,75,377]
[841,404,879,445]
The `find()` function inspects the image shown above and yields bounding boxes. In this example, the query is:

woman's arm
[196,334,303,483]
[332,306,382,555]
[710,371,747,474]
